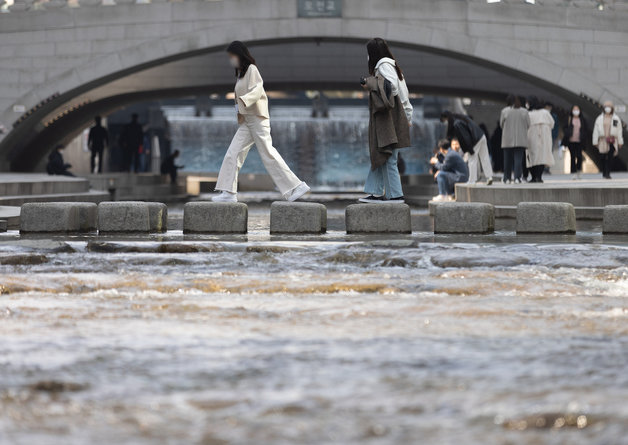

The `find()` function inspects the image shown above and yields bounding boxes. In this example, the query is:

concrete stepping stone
[270,201,327,234]
[516,202,576,234]
[183,202,248,234]
[98,201,151,233]
[434,202,494,234]
[345,203,411,234]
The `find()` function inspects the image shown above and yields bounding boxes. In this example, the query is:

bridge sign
[298,0,342,18]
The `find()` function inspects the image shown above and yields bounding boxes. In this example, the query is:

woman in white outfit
[213,41,310,203]
[526,96,555,183]
[592,101,624,179]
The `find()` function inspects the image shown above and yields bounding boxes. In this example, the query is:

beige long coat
[527,109,555,167]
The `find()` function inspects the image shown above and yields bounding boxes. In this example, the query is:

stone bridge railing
[2,0,627,12]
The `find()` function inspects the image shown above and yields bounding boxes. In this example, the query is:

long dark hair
[367,38,404,80]
[226,41,256,79]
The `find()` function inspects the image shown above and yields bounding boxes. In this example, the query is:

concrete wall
[1,0,627,170]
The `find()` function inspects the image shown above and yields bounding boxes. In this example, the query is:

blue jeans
[364,149,404,199]
[437,171,456,196]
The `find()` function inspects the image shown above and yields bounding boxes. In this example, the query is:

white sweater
[375,57,413,123]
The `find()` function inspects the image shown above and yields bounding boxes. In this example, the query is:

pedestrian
[592,101,624,179]
[490,121,503,173]
[212,41,310,202]
[46,144,74,177]
[562,105,589,180]
[358,37,412,204]
[440,111,493,185]
[430,139,469,202]
[526,96,555,183]
[119,113,144,173]
[160,150,184,184]
[500,94,529,184]
[88,115,108,174]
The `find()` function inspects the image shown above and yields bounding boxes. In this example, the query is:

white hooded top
[375,57,413,124]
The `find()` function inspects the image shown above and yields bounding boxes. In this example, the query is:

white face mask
[229,57,240,68]
[572,110,580,117]
[604,106,612,114]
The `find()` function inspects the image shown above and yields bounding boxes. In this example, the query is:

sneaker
[359,195,385,203]
[212,191,237,203]
[486,177,493,186]
[431,195,448,202]
[502,178,511,184]
[388,196,405,204]
[514,178,522,184]
[287,182,310,202]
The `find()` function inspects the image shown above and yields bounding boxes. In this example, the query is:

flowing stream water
[0,209,627,444]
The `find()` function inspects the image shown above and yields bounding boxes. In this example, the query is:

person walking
[440,111,493,185]
[88,115,108,174]
[213,41,309,202]
[500,95,529,184]
[358,38,412,204]
[526,97,555,183]
[592,101,624,179]
[430,139,469,202]
[161,150,184,184]
[562,105,588,180]
[119,113,144,173]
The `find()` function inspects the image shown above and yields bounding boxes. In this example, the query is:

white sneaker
[446,195,455,202]
[486,177,493,186]
[211,191,237,203]
[287,182,310,202]
[431,195,447,202]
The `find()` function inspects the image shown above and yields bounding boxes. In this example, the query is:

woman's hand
[429,156,438,165]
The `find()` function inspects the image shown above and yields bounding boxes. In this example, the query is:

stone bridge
[1,0,628,170]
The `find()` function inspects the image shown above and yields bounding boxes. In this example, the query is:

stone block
[516,202,576,234]
[183,202,247,234]
[20,202,80,233]
[603,205,628,234]
[270,201,326,234]
[0,219,7,232]
[147,202,168,233]
[97,201,150,233]
[345,204,411,234]
[434,202,494,234]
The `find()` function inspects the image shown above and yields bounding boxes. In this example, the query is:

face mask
[229,57,240,68]
[572,110,580,117]
[604,107,612,114]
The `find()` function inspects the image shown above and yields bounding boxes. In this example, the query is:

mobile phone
[360,77,366,85]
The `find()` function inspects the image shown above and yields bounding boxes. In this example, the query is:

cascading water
[166,105,443,190]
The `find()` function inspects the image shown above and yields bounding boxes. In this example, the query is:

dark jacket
[88,124,109,152]
[562,115,589,146]
[120,122,144,151]
[447,114,484,154]
[160,154,180,175]
[46,150,70,175]
[436,149,469,183]
[365,75,411,170]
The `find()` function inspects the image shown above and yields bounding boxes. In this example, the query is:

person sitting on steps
[430,139,469,202]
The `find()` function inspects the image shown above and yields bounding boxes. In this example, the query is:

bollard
[98,201,151,233]
[183,202,248,234]
[516,202,576,234]
[345,203,412,234]
[603,205,628,234]
[20,202,97,233]
[434,202,494,234]
[270,201,327,234]
[147,202,168,233]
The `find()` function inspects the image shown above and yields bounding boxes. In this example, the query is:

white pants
[467,135,494,183]
[215,115,302,197]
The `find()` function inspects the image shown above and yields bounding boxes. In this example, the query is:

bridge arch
[1,0,626,170]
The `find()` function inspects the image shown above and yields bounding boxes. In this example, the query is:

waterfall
[167,106,443,190]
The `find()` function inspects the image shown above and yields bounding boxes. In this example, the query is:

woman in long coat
[526,97,555,183]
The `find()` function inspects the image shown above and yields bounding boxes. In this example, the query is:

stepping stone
[20,202,97,233]
[516,202,576,234]
[98,201,151,233]
[434,202,494,234]
[603,205,628,234]
[345,203,411,234]
[270,201,327,234]
[183,202,248,234]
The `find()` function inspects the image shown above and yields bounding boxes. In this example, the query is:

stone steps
[0,174,90,196]
[0,190,110,207]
